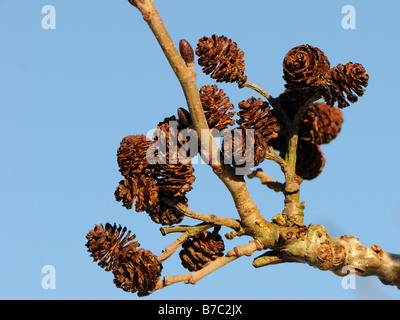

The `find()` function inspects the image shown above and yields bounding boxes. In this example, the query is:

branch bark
[253,224,400,289]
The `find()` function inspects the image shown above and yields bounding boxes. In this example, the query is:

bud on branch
[179,39,195,68]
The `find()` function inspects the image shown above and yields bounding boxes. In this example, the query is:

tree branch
[160,196,242,231]
[247,168,285,193]
[153,238,263,293]
[130,0,275,238]
[158,223,212,263]
[257,224,400,289]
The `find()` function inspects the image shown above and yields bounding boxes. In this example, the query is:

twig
[158,223,212,263]
[167,200,242,231]
[248,168,285,193]
[264,146,288,170]
[153,255,239,292]
[153,239,263,293]
[242,80,275,104]
[226,239,264,257]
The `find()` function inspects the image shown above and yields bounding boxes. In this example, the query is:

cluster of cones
[86,33,369,295]
[195,35,368,179]
[85,223,162,296]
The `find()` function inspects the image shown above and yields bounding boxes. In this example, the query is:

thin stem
[158,223,212,263]
[242,80,274,103]
[153,255,239,292]
[153,239,263,293]
[247,168,285,193]
[172,201,242,231]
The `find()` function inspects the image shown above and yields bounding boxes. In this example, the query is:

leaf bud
[179,39,195,68]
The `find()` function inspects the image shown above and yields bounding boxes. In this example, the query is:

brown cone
[300,102,344,145]
[295,140,326,180]
[236,97,281,142]
[323,62,369,108]
[112,248,162,296]
[222,127,267,167]
[199,85,236,131]
[283,44,330,94]
[179,230,225,271]
[117,135,154,178]
[85,223,140,271]
[145,197,186,226]
[115,175,158,212]
[196,34,247,85]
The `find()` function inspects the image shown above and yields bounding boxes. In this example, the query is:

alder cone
[179,230,225,271]
[115,175,158,212]
[323,62,369,108]
[199,85,236,131]
[296,140,326,180]
[117,135,154,178]
[301,102,344,145]
[145,197,186,225]
[112,248,162,296]
[155,162,195,197]
[115,115,196,225]
[196,34,247,85]
[236,97,280,142]
[85,223,140,271]
[152,115,184,160]
[283,44,330,93]
[222,128,267,167]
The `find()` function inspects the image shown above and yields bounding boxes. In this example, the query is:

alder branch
[153,239,262,293]
[247,168,285,193]
[131,0,275,237]
[122,0,400,296]
[158,223,212,263]
[160,196,242,231]
[253,224,400,289]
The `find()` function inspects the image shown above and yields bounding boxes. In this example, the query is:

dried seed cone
[152,116,182,160]
[199,85,235,131]
[145,197,186,225]
[296,140,326,180]
[155,162,195,198]
[301,102,344,145]
[117,135,154,178]
[283,44,330,93]
[222,128,267,167]
[236,97,281,142]
[112,248,162,296]
[85,223,140,271]
[196,35,247,85]
[179,230,225,271]
[323,62,369,108]
[115,116,196,225]
[115,175,158,211]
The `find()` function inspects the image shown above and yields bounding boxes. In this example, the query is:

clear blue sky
[1,0,400,300]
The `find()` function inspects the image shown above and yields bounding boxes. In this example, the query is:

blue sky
[1,0,400,300]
